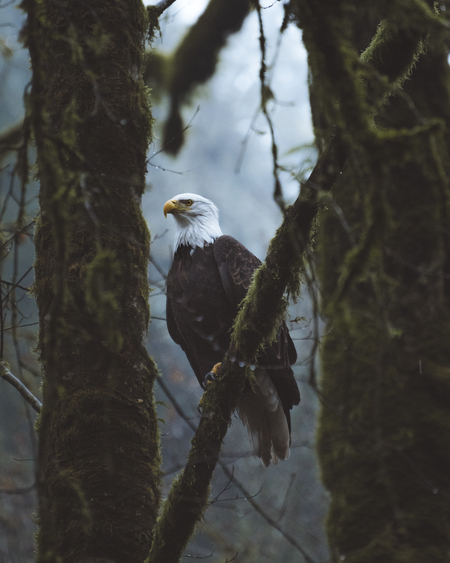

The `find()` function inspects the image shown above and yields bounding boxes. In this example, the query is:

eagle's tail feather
[237,370,290,467]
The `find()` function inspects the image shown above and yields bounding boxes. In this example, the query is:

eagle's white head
[163,193,223,252]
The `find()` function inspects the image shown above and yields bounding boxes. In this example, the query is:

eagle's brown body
[166,231,300,465]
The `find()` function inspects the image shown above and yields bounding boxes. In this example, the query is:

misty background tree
[1,1,450,562]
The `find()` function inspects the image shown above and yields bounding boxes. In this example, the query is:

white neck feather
[173,206,223,252]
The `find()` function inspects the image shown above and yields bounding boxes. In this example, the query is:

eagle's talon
[202,362,222,389]
[201,372,214,389]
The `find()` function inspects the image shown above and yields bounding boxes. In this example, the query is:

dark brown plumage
[164,194,300,466]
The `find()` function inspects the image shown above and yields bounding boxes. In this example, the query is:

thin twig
[0,279,30,291]
[254,0,285,212]
[217,463,319,562]
[147,106,200,171]
[276,472,297,522]
[210,465,234,503]
[182,552,213,559]
[0,362,42,413]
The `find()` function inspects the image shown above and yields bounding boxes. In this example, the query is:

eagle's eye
[183,199,193,206]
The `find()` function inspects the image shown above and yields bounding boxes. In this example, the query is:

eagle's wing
[213,235,298,376]
[213,235,261,311]
[166,294,183,346]
[214,236,300,465]
[166,292,204,379]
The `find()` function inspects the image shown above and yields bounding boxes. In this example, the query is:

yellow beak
[163,199,178,218]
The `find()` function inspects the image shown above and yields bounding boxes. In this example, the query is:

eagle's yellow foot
[198,363,221,408]
[201,362,221,389]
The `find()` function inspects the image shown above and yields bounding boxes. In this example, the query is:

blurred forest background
[0,1,329,562]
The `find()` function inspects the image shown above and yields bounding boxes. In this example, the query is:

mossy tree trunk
[296,1,450,561]
[21,1,161,561]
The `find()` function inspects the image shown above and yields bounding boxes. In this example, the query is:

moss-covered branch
[146,139,346,563]
[145,0,252,154]
[161,0,251,154]
[234,0,437,357]
[148,6,446,563]
[147,132,342,563]
[146,206,305,562]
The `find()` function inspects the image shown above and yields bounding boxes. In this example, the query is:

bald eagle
[164,193,300,466]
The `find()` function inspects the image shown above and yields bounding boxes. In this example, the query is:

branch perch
[146,138,341,563]
[147,4,434,562]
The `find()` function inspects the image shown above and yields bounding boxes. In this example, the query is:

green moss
[146,5,161,43]
[286,1,450,560]
[25,1,161,561]
[85,248,123,349]
[229,206,306,366]
[147,359,238,563]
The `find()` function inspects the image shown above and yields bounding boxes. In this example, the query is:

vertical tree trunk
[304,3,450,561]
[22,1,161,561]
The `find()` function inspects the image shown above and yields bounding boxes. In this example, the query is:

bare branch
[153,0,178,16]
[0,361,42,413]
[183,552,214,559]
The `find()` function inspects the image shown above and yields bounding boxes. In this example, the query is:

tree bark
[22,1,161,561]
[295,1,450,560]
